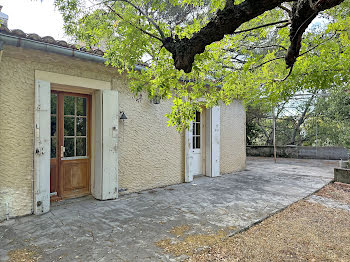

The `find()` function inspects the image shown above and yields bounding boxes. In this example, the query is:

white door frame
[34,71,118,215]
[185,106,220,182]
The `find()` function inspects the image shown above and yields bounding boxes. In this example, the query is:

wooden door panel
[61,159,90,198]
[50,159,58,193]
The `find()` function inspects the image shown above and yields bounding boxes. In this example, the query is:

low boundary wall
[247,145,349,160]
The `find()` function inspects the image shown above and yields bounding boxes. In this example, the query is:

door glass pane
[76,138,87,156]
[196,123,200,135]
[196,136,200,149]
[64,117,75,136]
[51,94,57,114]
[51,137,56,158]
[76,97,87,116]
[196,111,200,122]
[64,138,75,157]
[61,95,89,158]
[64,96,75,115]
[51,116,57,136]
[76,117,86,136]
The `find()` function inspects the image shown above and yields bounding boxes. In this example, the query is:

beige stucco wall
[115,80,185,194]
[220,101,246,174]
[0,45,184,220]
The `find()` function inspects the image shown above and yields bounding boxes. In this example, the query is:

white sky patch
[0,0,66,40]
[307,16,330,33]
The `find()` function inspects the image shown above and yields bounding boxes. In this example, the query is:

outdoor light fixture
[152,95,160,104]
[120,111,127,120]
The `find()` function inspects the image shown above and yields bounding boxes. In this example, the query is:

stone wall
[247,145,349,160]
[334,168,350,184]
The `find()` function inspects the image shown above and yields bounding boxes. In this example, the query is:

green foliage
[307,85,350,149]
[55,0,350,131]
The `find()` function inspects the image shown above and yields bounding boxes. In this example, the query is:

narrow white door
[192,111,202,176]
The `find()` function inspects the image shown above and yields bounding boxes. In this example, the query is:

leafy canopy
[55,0,350,131]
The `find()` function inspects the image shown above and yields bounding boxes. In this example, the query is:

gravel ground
[188,183,350,262]
[316,182,350,206]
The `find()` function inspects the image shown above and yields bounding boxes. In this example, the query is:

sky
[0,0,66,40]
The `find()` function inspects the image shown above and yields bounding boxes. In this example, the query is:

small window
[192,111,201,149]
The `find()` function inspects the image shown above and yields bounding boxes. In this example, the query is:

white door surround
[34,71,118,215]
[185,107,220,182]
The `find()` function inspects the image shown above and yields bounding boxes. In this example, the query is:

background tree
[55,0,350,130]
[246,85,350,149]
[304,84,350,149]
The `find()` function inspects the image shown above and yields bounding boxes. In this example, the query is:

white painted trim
[35,70,111,90]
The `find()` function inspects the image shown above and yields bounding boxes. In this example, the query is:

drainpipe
[0,32,145,71]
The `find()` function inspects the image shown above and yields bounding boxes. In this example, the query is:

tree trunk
[290,94,315,145]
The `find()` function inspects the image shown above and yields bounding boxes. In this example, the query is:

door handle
[61,146,65,157]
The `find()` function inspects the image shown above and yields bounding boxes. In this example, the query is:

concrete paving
[0,157,336,262]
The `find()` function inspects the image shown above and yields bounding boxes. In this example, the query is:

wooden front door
[50,91,91,200]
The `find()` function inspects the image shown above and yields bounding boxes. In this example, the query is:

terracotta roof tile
[0,24,105,56]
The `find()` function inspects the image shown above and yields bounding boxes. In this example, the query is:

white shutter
[94,91,103,198]
[34,80,51,214]
[206,106,221,177]
[185,122,194,182]
[211,106,221,177]
[94,90,118,200]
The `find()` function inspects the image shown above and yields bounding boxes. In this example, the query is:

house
[0,15,246,221]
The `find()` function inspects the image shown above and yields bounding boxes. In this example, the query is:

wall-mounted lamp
[152,95,160,104]
[120,111,127,120]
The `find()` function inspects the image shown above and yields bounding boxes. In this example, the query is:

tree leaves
[55,0,349,131]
